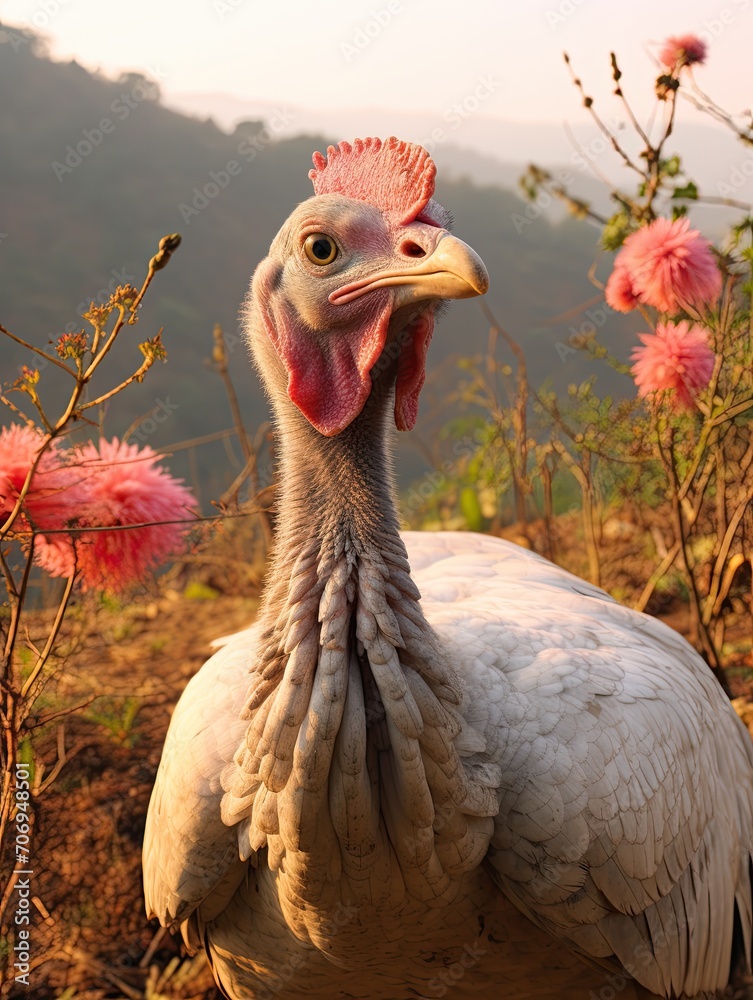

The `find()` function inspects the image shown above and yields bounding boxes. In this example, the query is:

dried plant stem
[0,394,37,429]
[0,323,75,376]
[0,245,171,542]
[19,575,75,701]
[0,235,184,939]
[563,52,643,177]
[657,421,729,687]
[480,303,529,527]
[211,323,274,548]
[682,72,753,145]
[704,497,750,627]
[79,350,158,411]
[550,439,601,585]
[610,52,651,147]
[634,541,682,613]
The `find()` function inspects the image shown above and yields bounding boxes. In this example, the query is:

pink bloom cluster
[0,425,87,532]
[0,427,195,593]
[606,217,721,315]
[659,34,707,69]
[630,321,715,410]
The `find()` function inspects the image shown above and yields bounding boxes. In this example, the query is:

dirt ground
[2,515,752,1000]
[2,588,257,1000]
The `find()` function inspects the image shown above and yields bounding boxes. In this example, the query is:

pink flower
[612,217,721,314]
[33,530,77,578]
[659,34,707,69]
[0,425,83,532]
[605,266,639,313]
[2,427,195,592]
[630,320,715,410]
[35,438,196,593]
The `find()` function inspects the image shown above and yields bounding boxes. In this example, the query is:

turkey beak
[392,234,489,308]
[329,234,489,307]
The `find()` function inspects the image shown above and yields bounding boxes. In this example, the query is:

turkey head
[246,137,489,436]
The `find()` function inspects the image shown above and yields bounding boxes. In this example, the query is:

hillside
[0,28,635,501]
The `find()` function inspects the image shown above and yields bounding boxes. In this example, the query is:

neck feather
[249,367,460,740]
[223,330,498,938]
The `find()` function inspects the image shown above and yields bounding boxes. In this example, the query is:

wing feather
[142,632,257,925]
[404,531,753,997]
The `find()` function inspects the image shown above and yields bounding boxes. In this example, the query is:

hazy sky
[2,0,750,128]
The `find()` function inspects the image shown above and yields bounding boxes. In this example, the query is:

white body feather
[144,532,753,999]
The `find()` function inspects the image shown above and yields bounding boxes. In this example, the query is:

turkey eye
[304,233,338,265]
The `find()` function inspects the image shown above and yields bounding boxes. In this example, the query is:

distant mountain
[0,29,647,501]
[164,88,751,214]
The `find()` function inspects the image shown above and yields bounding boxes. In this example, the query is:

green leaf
[672,181,698,200]
[732,217,753,239]
[459,487,484,531]
[601,212,632,252]
[184,581,220,600]
[661,155,681,177]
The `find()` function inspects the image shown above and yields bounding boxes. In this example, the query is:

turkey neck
[273,367,402,586]
[239,338,464,804]
[255,347,433,674]
[231,335,498,924]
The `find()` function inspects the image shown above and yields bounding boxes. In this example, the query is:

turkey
[143,137,753,999]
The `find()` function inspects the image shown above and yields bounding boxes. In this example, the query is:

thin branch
[634,541,682,612]
[37,726,91,794]
[703,495,751,626]
[129,234,182,313]
[0,323,76,376]
[694,195,753,212]
[20,574,75,700]
[2,532,36,671]
[710,397,753,427]
[610,52,651,146]
[563,52,644,176]
[210,324,254,464]
[78,356,154,410]
[0,395,37,428]
[28,696,98,730]
[710,552,746,622]
[522,164,610,226]
[681,73,753,144]
[562,120,621,192]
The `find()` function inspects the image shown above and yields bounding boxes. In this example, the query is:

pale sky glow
[2,0,751,129]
